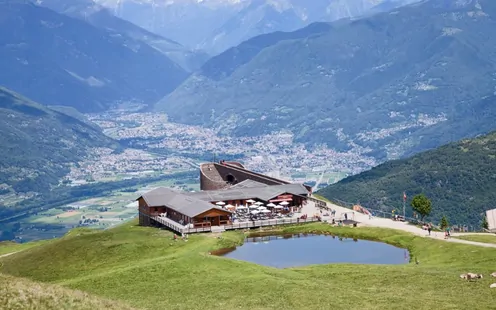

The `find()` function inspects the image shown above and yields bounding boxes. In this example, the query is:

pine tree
[440,215,449,230]
[482,215,489,230]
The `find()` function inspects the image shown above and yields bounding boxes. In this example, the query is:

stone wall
[200,162,288,191]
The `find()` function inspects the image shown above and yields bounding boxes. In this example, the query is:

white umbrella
[261,209,271,213]
[274,205,283,209]
[251,210,260,214]
[266,203,276,207]
[225,204,234,209]
[216,201,226,205]
[246,199,256,203]
[279,201,290,206]
[257,206,266,211]
[249,205,259,209]
[254,201,264,205]
[237,205,248,210]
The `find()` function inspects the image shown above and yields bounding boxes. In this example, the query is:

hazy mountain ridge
[156,0,496,160]
[94,0,420,54]
[318,130,496,226]
[38,0,209,71]
[0,0,189,112]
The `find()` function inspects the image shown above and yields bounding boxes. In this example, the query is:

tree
[482,215,489,230]
[439,215,449,230]
[410,194,432,221]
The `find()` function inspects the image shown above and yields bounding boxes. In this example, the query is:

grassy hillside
[2,220,496,309]
[158,0,496,159]
[318,131,496,226]
[0,274,135,310]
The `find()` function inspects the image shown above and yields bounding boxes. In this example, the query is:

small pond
[219,234,408,268]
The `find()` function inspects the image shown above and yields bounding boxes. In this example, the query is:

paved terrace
[302,196,496,248]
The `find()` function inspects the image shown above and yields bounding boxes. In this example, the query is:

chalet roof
[229,179,268,189]
[187,183,309,202]
[139,187,230,218]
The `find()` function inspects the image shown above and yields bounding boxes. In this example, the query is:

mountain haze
[0,0,188,112]
[38,0,209,71]
[95,0,419,54]
[318,130,496,226]
[157,0,496,160]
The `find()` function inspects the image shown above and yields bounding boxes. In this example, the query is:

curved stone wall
[200,163,230,191]
[200,161,289,191]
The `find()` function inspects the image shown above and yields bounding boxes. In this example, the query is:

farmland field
[12,178,200,242]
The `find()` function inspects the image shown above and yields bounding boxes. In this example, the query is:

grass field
[1,273,136,310]
[455,234,496,244]
[0,240,50,256]
[2,221,496,310]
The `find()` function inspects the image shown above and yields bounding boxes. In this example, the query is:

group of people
[424,223,451,238]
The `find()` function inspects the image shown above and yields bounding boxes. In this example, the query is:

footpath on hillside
[302,198,496,248]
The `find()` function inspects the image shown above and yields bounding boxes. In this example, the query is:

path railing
[184,226,213,233]
[152,216,186,234]
[223,217,320,230]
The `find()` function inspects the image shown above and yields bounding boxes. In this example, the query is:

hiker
[427,225,432,236]
[344,213,348,221]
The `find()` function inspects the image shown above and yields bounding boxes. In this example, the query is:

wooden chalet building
[138,187,232,228]
[137,179,311,231]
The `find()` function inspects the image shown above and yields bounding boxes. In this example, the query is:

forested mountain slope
[0,87,115,216]
[318,131,496,226]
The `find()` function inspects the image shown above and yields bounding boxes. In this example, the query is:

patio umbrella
[279,201,290,206]
[254,201,264,205]
[266,203,276,207]
[216,201,226,205]
[225,204,235,209]
[261,209,271,213]
[249,205,259,209]
[237,205,248,210]
[246,199,256,204]
[274,205,283,209]
[257,206,266,211]
[250,210,260,215]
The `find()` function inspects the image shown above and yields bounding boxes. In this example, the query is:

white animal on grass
[466,273,483,281]
[490,272,496,277]
[490,283,496,288]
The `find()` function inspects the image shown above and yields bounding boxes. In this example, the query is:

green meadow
[2,221,496,310]
[455,234,496,245]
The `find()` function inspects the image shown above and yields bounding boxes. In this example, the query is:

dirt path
[0,251,19,259]
[307,199,496,248]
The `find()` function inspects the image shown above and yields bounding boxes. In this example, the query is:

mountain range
[156,0,496,160]
[37,0,209,71]
[318,130,496,226]
[0,0,189,112]
[0,86,115,219]
[95,0,420,55]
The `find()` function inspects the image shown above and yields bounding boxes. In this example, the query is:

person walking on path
[427,224,432,236]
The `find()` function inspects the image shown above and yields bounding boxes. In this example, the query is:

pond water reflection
[219,234,409,268]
